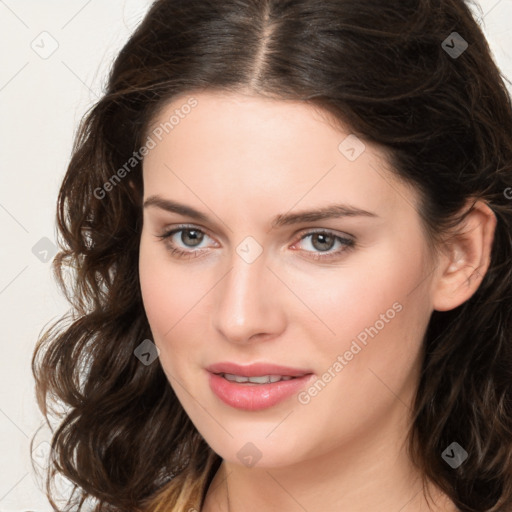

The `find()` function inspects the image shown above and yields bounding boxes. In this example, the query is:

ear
[432,199,497,312]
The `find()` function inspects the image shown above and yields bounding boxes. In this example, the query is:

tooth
[224,373,250,383]
[247,375,271,384]
[221,374,295,384]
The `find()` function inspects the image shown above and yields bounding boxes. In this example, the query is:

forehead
[142,91,418,223]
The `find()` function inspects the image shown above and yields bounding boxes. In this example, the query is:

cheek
[306,238,431,387]
[306,238,432,407]
[139,237,198,346]
[139,234,221,385]
[309,242,428,343]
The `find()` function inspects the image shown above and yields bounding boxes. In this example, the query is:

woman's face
[139,90,437,467]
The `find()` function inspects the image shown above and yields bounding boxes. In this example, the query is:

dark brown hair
[32,0,512,511]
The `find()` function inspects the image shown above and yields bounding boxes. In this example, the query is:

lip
[206,362,315,411]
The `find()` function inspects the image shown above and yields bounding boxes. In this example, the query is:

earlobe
[432,200,497,312]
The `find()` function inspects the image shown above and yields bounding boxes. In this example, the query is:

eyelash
[155,224,355,262]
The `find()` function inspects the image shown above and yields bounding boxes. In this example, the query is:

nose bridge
[213,240,283,342]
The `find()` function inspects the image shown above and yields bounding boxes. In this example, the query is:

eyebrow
[143,195,378,229]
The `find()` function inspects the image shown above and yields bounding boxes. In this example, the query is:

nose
[212,246,286,344]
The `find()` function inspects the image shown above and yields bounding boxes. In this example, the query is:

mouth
[215,373,299,384]
[206,364,315,411]
[206,361,312,378]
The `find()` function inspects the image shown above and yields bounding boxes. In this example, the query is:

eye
[155,225,216,259]
[291,229,355,261]
[155,225,355,262]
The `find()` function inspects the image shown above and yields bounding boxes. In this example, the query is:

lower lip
[208,372,314,411]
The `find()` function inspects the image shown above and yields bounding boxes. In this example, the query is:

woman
[32,0,512,511]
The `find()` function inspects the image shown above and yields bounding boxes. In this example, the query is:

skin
[138,90,496,511]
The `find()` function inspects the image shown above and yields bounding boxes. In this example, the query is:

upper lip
[206,362,313,377]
